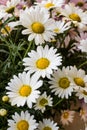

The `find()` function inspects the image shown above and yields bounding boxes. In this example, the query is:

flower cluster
[0,0,87,130]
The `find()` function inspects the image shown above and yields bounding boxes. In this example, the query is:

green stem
[23,40,33,58]
[78,61,87,69]
[53,98,64,107]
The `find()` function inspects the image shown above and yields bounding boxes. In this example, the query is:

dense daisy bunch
[1,0,87,130]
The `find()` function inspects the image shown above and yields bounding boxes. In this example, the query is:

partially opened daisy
[19,6,56,45]
[23,45,62,78]
[34,92,53,113]
[75,88,87,103]
[49,67,74,99]
[1,24,12,36]
[38,118,59,130]
[7,111,38,130]
[35,0,65,9]
[78,39,87,53]
[6,71,43,108]
[54,21,71,34]
[60,110,75,125]
[61,3,87,30]
[0,0,21,13]
[67,66,87,90]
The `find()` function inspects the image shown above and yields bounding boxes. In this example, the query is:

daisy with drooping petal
[23,45,62,78]
[38,118,59,130]
[7,111,38,130]
[34,92,53,113]
[54,21,71,34]
[78,39,87,53]
[60,110,75,125]
[61,3,87,30]
[6,71,43,108]
[35,0,65,9]
[19,6,56,45]
[49,67,74,99]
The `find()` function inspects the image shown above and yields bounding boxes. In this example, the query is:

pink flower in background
[0,0,8,5]
[35,0,42,2]
[69,0,87,9]
[80,102,87,122]
[17,0,28,9]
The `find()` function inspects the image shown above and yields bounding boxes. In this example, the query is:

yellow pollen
[1,25,11,35]
[63,112,69,119]
[69,13,81,22]
[44,2,55,8]
[39,98,48,106]
[83,90,87,95]
[54,28,59,33]
[36,58,50,69]
[32,22,45,34]
[19,85,32,97]
[43,126,52,130]
[74,77,85,87]
[6,6,15,13]
[17,120,29,130]
[59,77,70,89]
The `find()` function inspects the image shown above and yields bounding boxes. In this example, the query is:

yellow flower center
[1,25,11,35]
[69,13,81,22]
[19,85,32,97]
[63,112,69,119]
[36,58,50,69]
[76,2,84,7]
[44,2,55,8]
[54,28,59,33]
[6,6,15,13]
[17,120,29,130]
[43,126,52,130]
[32,22,45,34]
[39,98,48,106]
[74,77,85,87]
[83,90,87,95]
[59,77,70,89]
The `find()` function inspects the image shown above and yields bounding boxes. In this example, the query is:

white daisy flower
[78,38,87,53]
[61,110,75,125]
[7,111,38,130]
[34,92,53,113]
[35,0,65,9]
[23,45,62,78]
[38,118,59,130]
[61,3,87,30]
[19,6,56,45]
[49,67,74,99]
[75,88,87,103]
[54,21,71,34]
[6,71,43,108]
[68,66,87,90]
